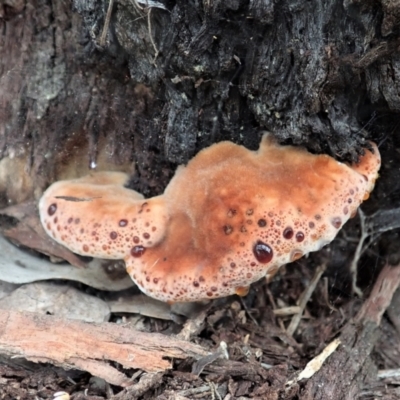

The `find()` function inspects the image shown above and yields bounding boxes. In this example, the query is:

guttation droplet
[131,245,146,257]
[48,203,57,216]
[296,231,305,242]
[253,240,273,263]
[283,227,294,239]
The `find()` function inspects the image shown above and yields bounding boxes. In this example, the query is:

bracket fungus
[39,133,381,302]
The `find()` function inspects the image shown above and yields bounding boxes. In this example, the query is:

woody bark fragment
[300,263,400,400]
[0,310,209,387]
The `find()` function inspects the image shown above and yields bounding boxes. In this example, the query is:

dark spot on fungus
[315,214,321,220]
[152,226,157,232]
[80,228,84,234]
[67,217,73,224]
[119,219,128,227]
[343,206,349,215]
[110,231,118,240]
[83,244,89,252]
[193,281,199,287]
[230,262,236,268]
[48,204,57,216]
[257,219,267,227]
[246,209,254,216]
[240,226,247,233]
[350,189,355,195]
[206,292,213,297]
[54,217,58,224]
[223,225,233,235]
[283,227,294,239]
[153,278,159,284]
[362,174,368,181]
[199,276,205,282]
[253,241,273,263]
[348,198,352,204]
[133,236,140,244]
[143,232,150,239]
[296,232,305,242]
[131,245,145,257]
[211,286,218,292]
[227,209,237,218]
[74,218,80,224]
[309,222,315,229]
[331,217,342,229]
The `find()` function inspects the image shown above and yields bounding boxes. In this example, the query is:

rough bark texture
[1,0,400,201]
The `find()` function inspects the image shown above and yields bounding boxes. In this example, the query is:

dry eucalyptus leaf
[0,282,110,322]
[0,201,88,268]
[0,234,134,291]
[108,294,173,320]
[108,294,208,321]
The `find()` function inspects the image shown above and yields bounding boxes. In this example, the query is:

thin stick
[99,0,115,47]
[286,263,327,336]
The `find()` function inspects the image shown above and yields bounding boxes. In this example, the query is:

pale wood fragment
[0,310,209,387]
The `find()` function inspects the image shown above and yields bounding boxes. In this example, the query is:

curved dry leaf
[0,282,110,322]
[0,234,134,291]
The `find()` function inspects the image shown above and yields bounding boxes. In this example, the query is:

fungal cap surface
[39,137,381,303]
[125,134,381,302]
[39,172,168,259]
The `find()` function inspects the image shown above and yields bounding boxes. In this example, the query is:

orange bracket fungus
[39,133,381,302]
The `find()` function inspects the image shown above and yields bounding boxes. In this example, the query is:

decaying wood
[0,309,209,387]
[299,263,400,400]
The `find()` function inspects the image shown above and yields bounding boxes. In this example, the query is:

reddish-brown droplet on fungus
[296,231,305,242]
[119,219,128,227]
[110,231,118,240]
[131,245,146,257]
[257,219,267,227]
[253,241,273,263]
[283,227,294,239]
[48,204,57,216]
